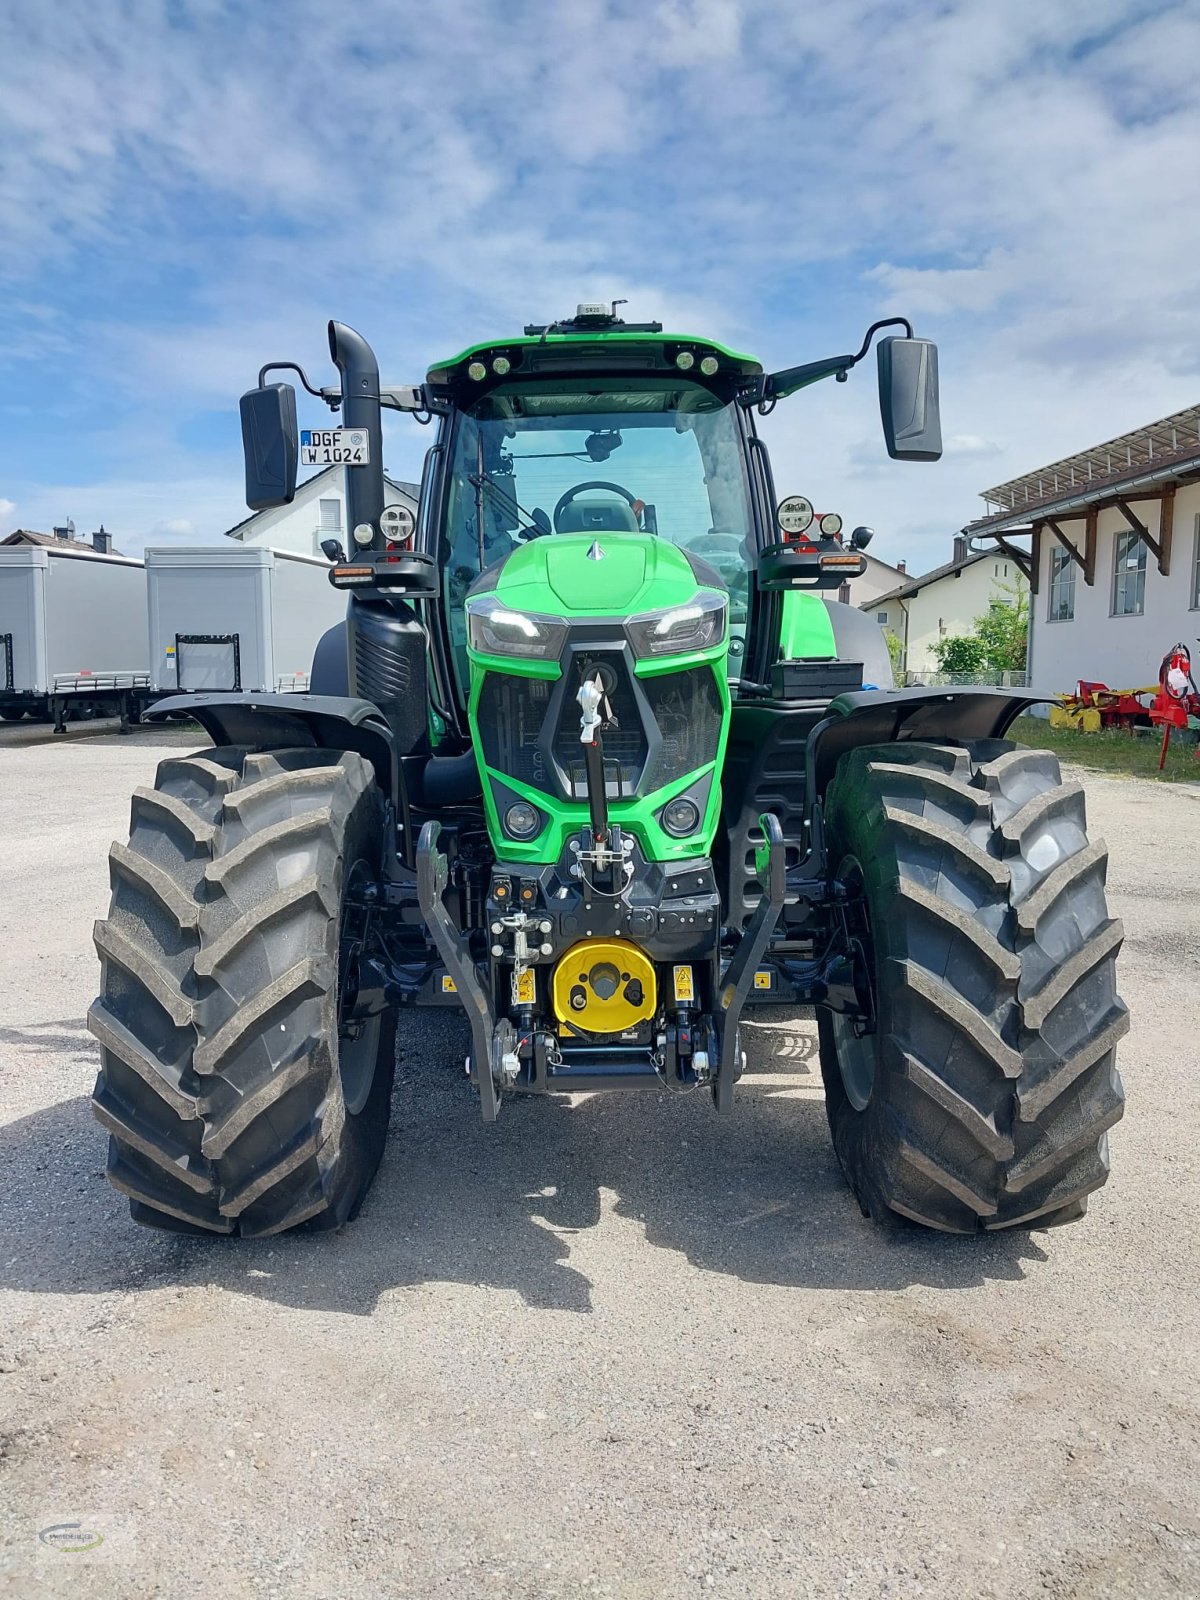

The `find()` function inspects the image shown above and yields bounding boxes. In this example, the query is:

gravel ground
[1,730,1198,1599]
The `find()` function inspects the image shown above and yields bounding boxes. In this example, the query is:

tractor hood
[488,533,711,617]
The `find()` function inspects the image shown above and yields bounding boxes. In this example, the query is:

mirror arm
[752,317,917,410]
[256,360,328,401]
[849,317,913,363]
[755,354,854,407]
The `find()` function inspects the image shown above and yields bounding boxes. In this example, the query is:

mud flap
[713,813,786,1112]
[416,820,500,1122]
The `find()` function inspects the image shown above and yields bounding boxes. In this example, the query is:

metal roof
[867,550,988,608]
[970,404,1200,532]
[1,529,129,558]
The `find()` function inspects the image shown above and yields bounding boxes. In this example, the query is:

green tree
[884,629,905,680]
[972,580,1029,672]
[931,634,989,674]
[931,580,1029,678]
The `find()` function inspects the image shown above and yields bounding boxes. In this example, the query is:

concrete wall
[1028,480,1200,695]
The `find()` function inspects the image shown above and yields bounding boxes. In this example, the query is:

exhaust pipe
[328,321,385,551]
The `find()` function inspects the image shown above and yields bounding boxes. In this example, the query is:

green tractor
[88,304,1126,1237]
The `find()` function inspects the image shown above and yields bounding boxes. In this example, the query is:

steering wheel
[553,480,641,532]
[690,530,744,559]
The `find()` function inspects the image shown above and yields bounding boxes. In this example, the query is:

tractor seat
[557,497,640,534]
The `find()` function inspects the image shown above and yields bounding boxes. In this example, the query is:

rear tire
[818,740,1126,1233]
[88,745,395,1236]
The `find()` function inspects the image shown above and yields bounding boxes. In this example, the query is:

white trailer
[144,545,346,694]
[0,546,149,728]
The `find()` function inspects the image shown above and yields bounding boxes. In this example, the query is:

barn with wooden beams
[963,404,1200,697]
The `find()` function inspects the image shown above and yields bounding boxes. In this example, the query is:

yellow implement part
[552,939,657,1034]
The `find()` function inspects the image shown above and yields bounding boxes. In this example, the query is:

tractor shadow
[0,1013,1049,1316]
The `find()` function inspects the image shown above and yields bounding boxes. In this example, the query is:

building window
[876,611,889,625]
[1047,546,1075,621]
[1112,530,1146,616]
[318,498,342,532]
[1191,513,1200,610]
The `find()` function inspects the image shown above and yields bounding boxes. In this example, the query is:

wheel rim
[338,858,381,1117]
[831,855,877,1112]
[831,1007,876,1112]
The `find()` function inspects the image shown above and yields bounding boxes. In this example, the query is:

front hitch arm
[713,813,787,1112]
[416,820,500,1122]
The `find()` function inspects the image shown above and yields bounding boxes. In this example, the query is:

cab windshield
[439,377,755,687]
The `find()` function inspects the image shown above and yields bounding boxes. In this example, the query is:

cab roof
[426,327,763,391]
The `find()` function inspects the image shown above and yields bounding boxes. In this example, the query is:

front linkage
[400,661,853,1119]
[414,811,795,1120]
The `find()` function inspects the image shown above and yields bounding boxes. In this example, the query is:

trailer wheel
[0,709,24,722]
[88,745,395,1236]
[818,740,1126,1232]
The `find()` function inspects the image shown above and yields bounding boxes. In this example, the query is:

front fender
[144,691,398,801]
[808,686,1048,802]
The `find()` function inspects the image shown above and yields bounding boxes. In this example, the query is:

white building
[224,466,419,558]
[965,404,1200,696]
[864,537,1028,674]
[845,550,909,609]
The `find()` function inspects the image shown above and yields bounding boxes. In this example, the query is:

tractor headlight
[466,594,567,660]
[661,796,701,837]
[626,590,727,658]
[502,801,542,840]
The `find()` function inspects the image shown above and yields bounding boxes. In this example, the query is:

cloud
[0,497,16,523]
[865,260,1017,319]
[0,0,1198,574]
[944,434,1002,458]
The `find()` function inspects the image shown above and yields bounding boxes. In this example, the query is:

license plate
[300,428,371,466]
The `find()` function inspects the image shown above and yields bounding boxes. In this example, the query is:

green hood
[492,533,709,616]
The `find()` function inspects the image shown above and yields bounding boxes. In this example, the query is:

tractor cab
[416,308,910,727]
[422,317,768,700]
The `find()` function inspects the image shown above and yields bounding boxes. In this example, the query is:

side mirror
[851,525,874,550]
[320,537,346,563]
[877,338,942,461]
[239,383,298,510]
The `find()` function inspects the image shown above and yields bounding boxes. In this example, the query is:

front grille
[476,655,724,803]
[554,655,646,797]
[477,672,553,790]
[642,667,724,792]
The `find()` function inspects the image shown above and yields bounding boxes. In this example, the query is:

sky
[2,0,1199,573]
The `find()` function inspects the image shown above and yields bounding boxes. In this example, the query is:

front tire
[818,740,1126,1232]
[89,746,395,1236]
